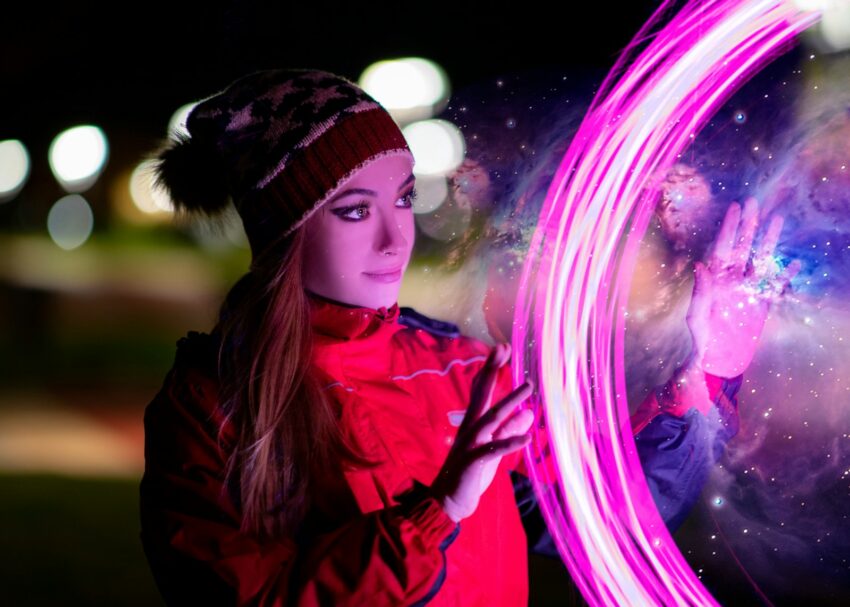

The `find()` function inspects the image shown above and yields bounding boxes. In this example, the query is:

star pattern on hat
[309,85,350,114]
[260,104,303,144]
[226,104,255,132]
[256,79,304,109]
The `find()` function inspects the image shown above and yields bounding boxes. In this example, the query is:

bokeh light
[48,125,109,193]
[403,119,466,176]
[797,0,850,52]
[129,160,173,215]
[0,139,30,202]
[46,194,94,250]
[820,1,850,50]
[359,57,449,122]
[411,174,450,214]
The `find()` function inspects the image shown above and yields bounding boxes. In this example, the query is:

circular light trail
[511,1,822,605]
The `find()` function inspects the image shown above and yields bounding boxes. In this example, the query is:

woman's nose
[376,213,408,255]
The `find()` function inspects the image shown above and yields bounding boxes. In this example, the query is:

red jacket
[139,291,740,605]
[141,291,531,606]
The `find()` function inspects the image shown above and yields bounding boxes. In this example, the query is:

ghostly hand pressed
[685,196,801,378]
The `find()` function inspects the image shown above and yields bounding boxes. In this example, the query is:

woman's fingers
[493,407,535,439]
[468,433,532,464]
[475,380,534,440]
[731,197,759,270]
[750,212,784,283]
[709,202,741,267]
[753,213,784,266]
[685,262,712,328]
[463,343,509,429]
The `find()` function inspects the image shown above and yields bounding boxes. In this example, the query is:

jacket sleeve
[501,358,743,552]
[139,363,460,607]
[630,370,742,532]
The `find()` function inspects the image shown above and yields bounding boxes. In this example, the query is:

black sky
[5,1,661,141]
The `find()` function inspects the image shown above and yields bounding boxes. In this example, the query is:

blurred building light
[47,194,94,250]
[48,125,109,192]
[168,102,197,138]
[403,119,466,176]
[360,58,450,123]
[0,139,30,202]
[796,0,850,52]
[129,159,173,214]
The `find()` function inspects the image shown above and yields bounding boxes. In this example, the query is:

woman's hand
[430,343,535,523]
[685,196,801,378]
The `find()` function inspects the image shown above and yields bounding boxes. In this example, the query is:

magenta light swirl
[510,1,821,605]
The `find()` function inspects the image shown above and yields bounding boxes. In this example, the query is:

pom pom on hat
[149,131,231,220]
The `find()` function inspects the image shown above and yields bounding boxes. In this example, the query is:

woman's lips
[363,267,403,283]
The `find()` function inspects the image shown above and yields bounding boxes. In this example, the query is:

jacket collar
[307,289,401,341]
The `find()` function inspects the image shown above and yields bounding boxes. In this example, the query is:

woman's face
[302,154,416,310]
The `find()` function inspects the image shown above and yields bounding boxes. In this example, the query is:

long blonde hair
[212,218,380,541]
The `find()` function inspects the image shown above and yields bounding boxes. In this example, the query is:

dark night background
[5,1,830,606]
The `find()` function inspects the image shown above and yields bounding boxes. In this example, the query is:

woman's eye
[332,189,417,222]
[333,203,370,222]
[398,188,418,209]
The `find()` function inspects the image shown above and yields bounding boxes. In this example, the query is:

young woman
[139,68,799,606]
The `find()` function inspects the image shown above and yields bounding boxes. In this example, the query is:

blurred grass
[0,473,162,607]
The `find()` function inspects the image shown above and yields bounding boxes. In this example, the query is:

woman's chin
[346,283,400,310]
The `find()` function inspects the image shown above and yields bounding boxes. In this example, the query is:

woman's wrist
[429,471,463,523]
[438,494,465,523]
[662,352,713,416]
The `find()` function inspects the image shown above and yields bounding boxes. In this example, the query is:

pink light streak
[511,1,821,605]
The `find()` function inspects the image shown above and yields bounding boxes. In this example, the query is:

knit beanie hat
[152,68,415,257]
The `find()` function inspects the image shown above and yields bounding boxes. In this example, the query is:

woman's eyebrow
[329,174,415,203]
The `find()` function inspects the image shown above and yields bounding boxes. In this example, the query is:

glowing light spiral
[512,1,822,604]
